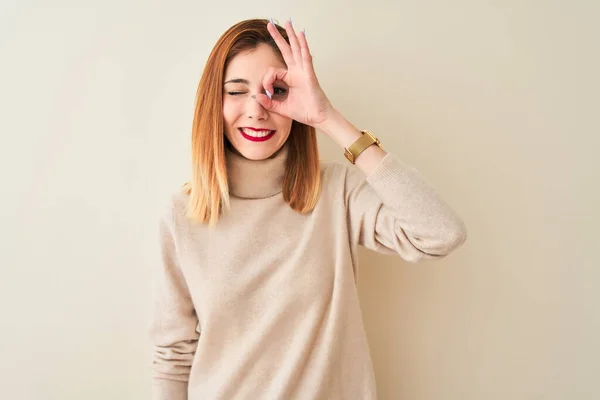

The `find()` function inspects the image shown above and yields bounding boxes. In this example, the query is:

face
[223,43,292,160]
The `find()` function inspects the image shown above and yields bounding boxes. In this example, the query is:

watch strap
[344,130,382,164]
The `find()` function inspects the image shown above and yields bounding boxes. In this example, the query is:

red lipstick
[238,127,276,142]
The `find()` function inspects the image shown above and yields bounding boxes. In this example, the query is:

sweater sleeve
[149,203,200,400]
[345,152,467,262]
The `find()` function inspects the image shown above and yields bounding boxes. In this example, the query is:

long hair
[184,18,321,227]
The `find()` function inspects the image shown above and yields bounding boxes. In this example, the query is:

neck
[225,142,289,199]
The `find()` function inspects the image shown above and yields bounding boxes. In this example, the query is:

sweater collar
[225,142,289,199]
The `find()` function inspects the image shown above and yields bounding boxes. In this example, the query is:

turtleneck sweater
[150,142,467,400]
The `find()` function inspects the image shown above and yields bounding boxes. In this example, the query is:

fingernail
[265,89,272,99]
[289,17,293,27]
[270,18,276,27]
[302,28,306,37]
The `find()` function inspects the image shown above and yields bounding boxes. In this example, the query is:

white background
[1,0,598,399]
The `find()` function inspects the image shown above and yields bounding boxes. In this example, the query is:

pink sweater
[149,142,467,399]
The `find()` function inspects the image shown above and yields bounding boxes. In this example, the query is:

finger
[266,20,294,66]
[255,93,284,114]
[284,19,302,67]
[297,30,316,78]
[262,67,288,97]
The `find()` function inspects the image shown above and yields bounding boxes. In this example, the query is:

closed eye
[225,88,287,96]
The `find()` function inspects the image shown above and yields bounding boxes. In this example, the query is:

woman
[150,18,467,400]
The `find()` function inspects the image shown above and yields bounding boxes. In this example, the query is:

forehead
[224,43,286,81]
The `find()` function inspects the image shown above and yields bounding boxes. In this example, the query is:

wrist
[314,107,341,134]
[314,109,362,149]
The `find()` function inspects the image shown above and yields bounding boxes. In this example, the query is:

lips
[242,127,271,131]
[238,127,276,142]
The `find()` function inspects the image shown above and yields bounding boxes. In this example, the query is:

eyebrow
[223,78,250,85]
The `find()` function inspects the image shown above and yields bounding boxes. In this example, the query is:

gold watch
[344,130,382,164]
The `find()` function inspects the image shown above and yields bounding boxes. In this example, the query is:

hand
[255,20,334,128]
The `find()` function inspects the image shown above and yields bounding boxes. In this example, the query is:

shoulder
[318,159,368,204]
[320,158,367,188]
[320,159,353,180]
[158,184,190,228]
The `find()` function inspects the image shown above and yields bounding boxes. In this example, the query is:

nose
[246,94,268,120]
